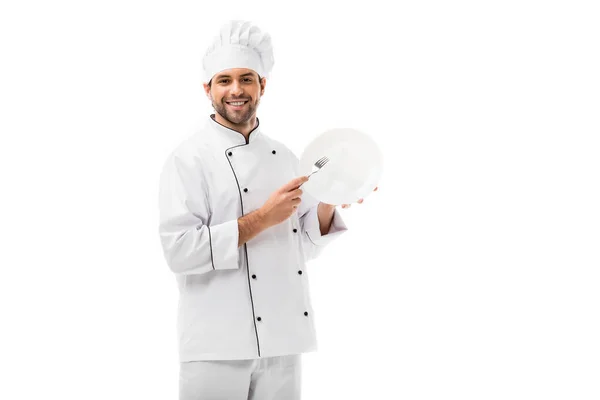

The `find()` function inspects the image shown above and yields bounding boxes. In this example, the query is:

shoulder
[160,130,212,176]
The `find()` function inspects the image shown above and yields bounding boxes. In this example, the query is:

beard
[212,96,260,125]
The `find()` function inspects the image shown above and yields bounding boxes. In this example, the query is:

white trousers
[179,354,302,400]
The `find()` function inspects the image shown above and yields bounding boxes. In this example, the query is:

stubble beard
[213,97,260,125]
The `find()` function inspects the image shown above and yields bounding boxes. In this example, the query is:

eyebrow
[215,73,256,79]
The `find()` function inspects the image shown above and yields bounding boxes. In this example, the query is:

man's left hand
[322,186,379,209]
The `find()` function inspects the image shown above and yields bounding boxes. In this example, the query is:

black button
[272,150,276,154]
[298,270,302,275]
[257,317,262,321]
[293,228,297,233]
[252,274,256,279]
[244,188,248,193]
[304,312,308,316]
[228,151,233,156]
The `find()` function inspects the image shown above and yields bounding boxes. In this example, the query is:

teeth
[228,101,246,106]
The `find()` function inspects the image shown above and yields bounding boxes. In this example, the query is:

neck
[213,113,258,142]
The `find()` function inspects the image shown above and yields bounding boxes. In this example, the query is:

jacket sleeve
[289,149,349,261]
[158,153,240,275]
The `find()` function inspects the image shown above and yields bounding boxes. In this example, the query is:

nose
[230,81,243,96]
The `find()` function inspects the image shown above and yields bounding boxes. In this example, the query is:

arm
[238,209,270,247]
[299,195,348,252]
[287,152,348,261]
[158,154,243,275]
[317,202,336,235]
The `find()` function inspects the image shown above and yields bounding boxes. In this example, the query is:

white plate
[299,128,383,205]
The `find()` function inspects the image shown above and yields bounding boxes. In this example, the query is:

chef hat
[202,20,274,83]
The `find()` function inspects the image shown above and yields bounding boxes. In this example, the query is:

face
[204,68,266,125]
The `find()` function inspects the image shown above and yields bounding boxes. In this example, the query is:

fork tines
[315,156,329,167]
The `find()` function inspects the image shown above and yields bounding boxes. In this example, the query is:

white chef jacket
[158,114,348,362]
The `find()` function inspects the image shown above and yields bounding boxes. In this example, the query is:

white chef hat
[202,20,274,83]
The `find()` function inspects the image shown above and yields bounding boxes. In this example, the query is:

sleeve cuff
[304,206,348,246]
[208,219,240,270]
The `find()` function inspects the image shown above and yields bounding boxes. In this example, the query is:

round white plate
[299,128,383,205]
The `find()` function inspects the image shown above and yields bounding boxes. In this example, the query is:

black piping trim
[224,142,261,358]
[207,226,215,270]
[305,230,319,246]
[210,114,260,144]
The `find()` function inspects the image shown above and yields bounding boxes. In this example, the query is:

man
[158,20,376,399]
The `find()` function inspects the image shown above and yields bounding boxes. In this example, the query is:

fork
[307,156,330,178]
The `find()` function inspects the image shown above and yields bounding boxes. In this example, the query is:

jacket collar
[205,114,262,147]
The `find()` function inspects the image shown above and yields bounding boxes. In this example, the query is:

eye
[218,79,229,84]
[243,78,253,83]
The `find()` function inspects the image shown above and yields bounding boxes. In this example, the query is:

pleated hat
[202,20,274,82]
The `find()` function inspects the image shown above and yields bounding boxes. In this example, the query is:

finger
[282,176,309,192]
[357,198,364,204]
[374,186,378,191]
[288,188,303,199]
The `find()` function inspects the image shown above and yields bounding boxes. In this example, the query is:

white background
[1,0,599,399]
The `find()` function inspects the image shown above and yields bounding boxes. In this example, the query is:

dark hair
[208,73,262,89]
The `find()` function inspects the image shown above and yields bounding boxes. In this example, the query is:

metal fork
[307,156,330,178]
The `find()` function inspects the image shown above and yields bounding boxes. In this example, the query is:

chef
[158,20,375,400]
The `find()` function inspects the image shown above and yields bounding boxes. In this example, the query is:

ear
[260,77,267,96]
[203,83,211,98]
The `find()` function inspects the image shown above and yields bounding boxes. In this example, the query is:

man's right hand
[259,176,309,228]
